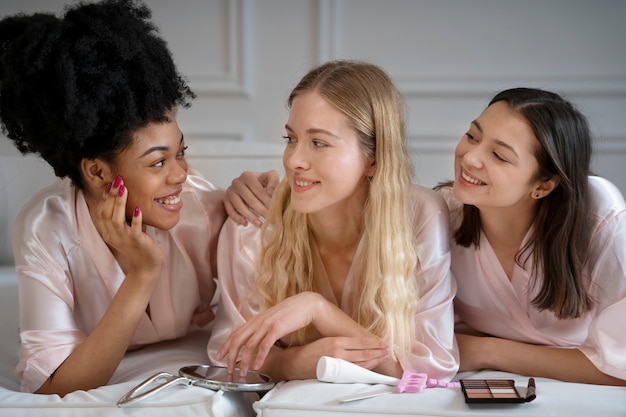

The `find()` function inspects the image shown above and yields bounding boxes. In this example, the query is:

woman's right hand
[92,176,164,278]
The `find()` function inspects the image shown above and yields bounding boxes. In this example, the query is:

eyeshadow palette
[460,378,536,404]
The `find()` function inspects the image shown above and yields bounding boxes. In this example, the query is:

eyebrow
[285,124,340,138]
[138,134,184,158]
[471,120,519,158]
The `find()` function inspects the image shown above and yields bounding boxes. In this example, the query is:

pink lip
[292,175,318,193]
[153,189,184,212]
[156,189,182,200]
[458,168,486,186]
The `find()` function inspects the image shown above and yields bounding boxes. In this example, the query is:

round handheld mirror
[117,365,275,407]
[179,365,275,392]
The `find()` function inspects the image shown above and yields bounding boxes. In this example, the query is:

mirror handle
[116,372,192,407]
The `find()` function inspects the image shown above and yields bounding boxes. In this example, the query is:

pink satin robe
[13,175,226,392]
[441,176,626,380]
[207,184,459,381]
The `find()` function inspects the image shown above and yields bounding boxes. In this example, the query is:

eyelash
[466,133,508,163]
[152,145,188,167]
[493,152,507,162]
[282,136,327,149]
[178,145,189,157]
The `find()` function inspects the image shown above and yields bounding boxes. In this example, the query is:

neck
[308,212,362,254]
[306,184,368,252]
[478,204,536,250]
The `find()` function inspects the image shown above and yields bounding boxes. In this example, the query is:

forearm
[372,357,403,378]
[260,347,301,381]
[310,293,372,338]
[311,295,402,377]
[484,337,626,386]
[36,271,157,396]
[261,343,401,381]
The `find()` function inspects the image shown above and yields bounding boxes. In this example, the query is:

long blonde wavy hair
[255,60,418,359]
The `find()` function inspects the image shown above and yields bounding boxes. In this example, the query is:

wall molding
[317,0,626,98]
[395,76,626,98]
[183,136,284,158]
[593,136,626,153]
[182,133,626,157]
[406,134,626,153]
[317,0,340,63]
[182,126,250,143]
[189,0,253,97]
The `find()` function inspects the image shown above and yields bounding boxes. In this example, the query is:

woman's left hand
[274,336,391,380]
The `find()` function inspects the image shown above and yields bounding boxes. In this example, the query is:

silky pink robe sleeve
[207,218,265,366]
[399,185,458,380]
[577,177,626,380]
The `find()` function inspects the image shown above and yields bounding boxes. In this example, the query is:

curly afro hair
[0,0,195,188]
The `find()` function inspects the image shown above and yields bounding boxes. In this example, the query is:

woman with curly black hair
[0,0,226,395]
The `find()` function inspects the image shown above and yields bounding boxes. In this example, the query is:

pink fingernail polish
[104,183,112,193]
[113,175,122,188]
[133,206,140,217]
[118,184,125,196]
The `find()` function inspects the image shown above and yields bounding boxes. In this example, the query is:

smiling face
[112,116,188,230]
[282,91,373,216]
[453,101,548,213]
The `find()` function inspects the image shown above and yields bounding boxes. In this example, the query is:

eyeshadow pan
[490,388,516,394]
[460,378,536,404]
[466,388,490,394]
[469,393,493,398]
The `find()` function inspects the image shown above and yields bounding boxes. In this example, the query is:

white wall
[1,0,625,264]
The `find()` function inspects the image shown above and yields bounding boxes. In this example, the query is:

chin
[289,199,312,214]
[452,182,472,205]
[145,215,180,231]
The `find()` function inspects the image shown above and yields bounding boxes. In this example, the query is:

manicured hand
[223,170,279,226]
[92,176,165,278]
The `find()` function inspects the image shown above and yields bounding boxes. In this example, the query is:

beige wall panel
[1,0,625,263]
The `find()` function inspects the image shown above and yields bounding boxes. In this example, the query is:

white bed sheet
[255,371,626,417]
[0,266,256,417]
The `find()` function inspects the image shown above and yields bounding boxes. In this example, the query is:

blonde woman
[207,60,458,381]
